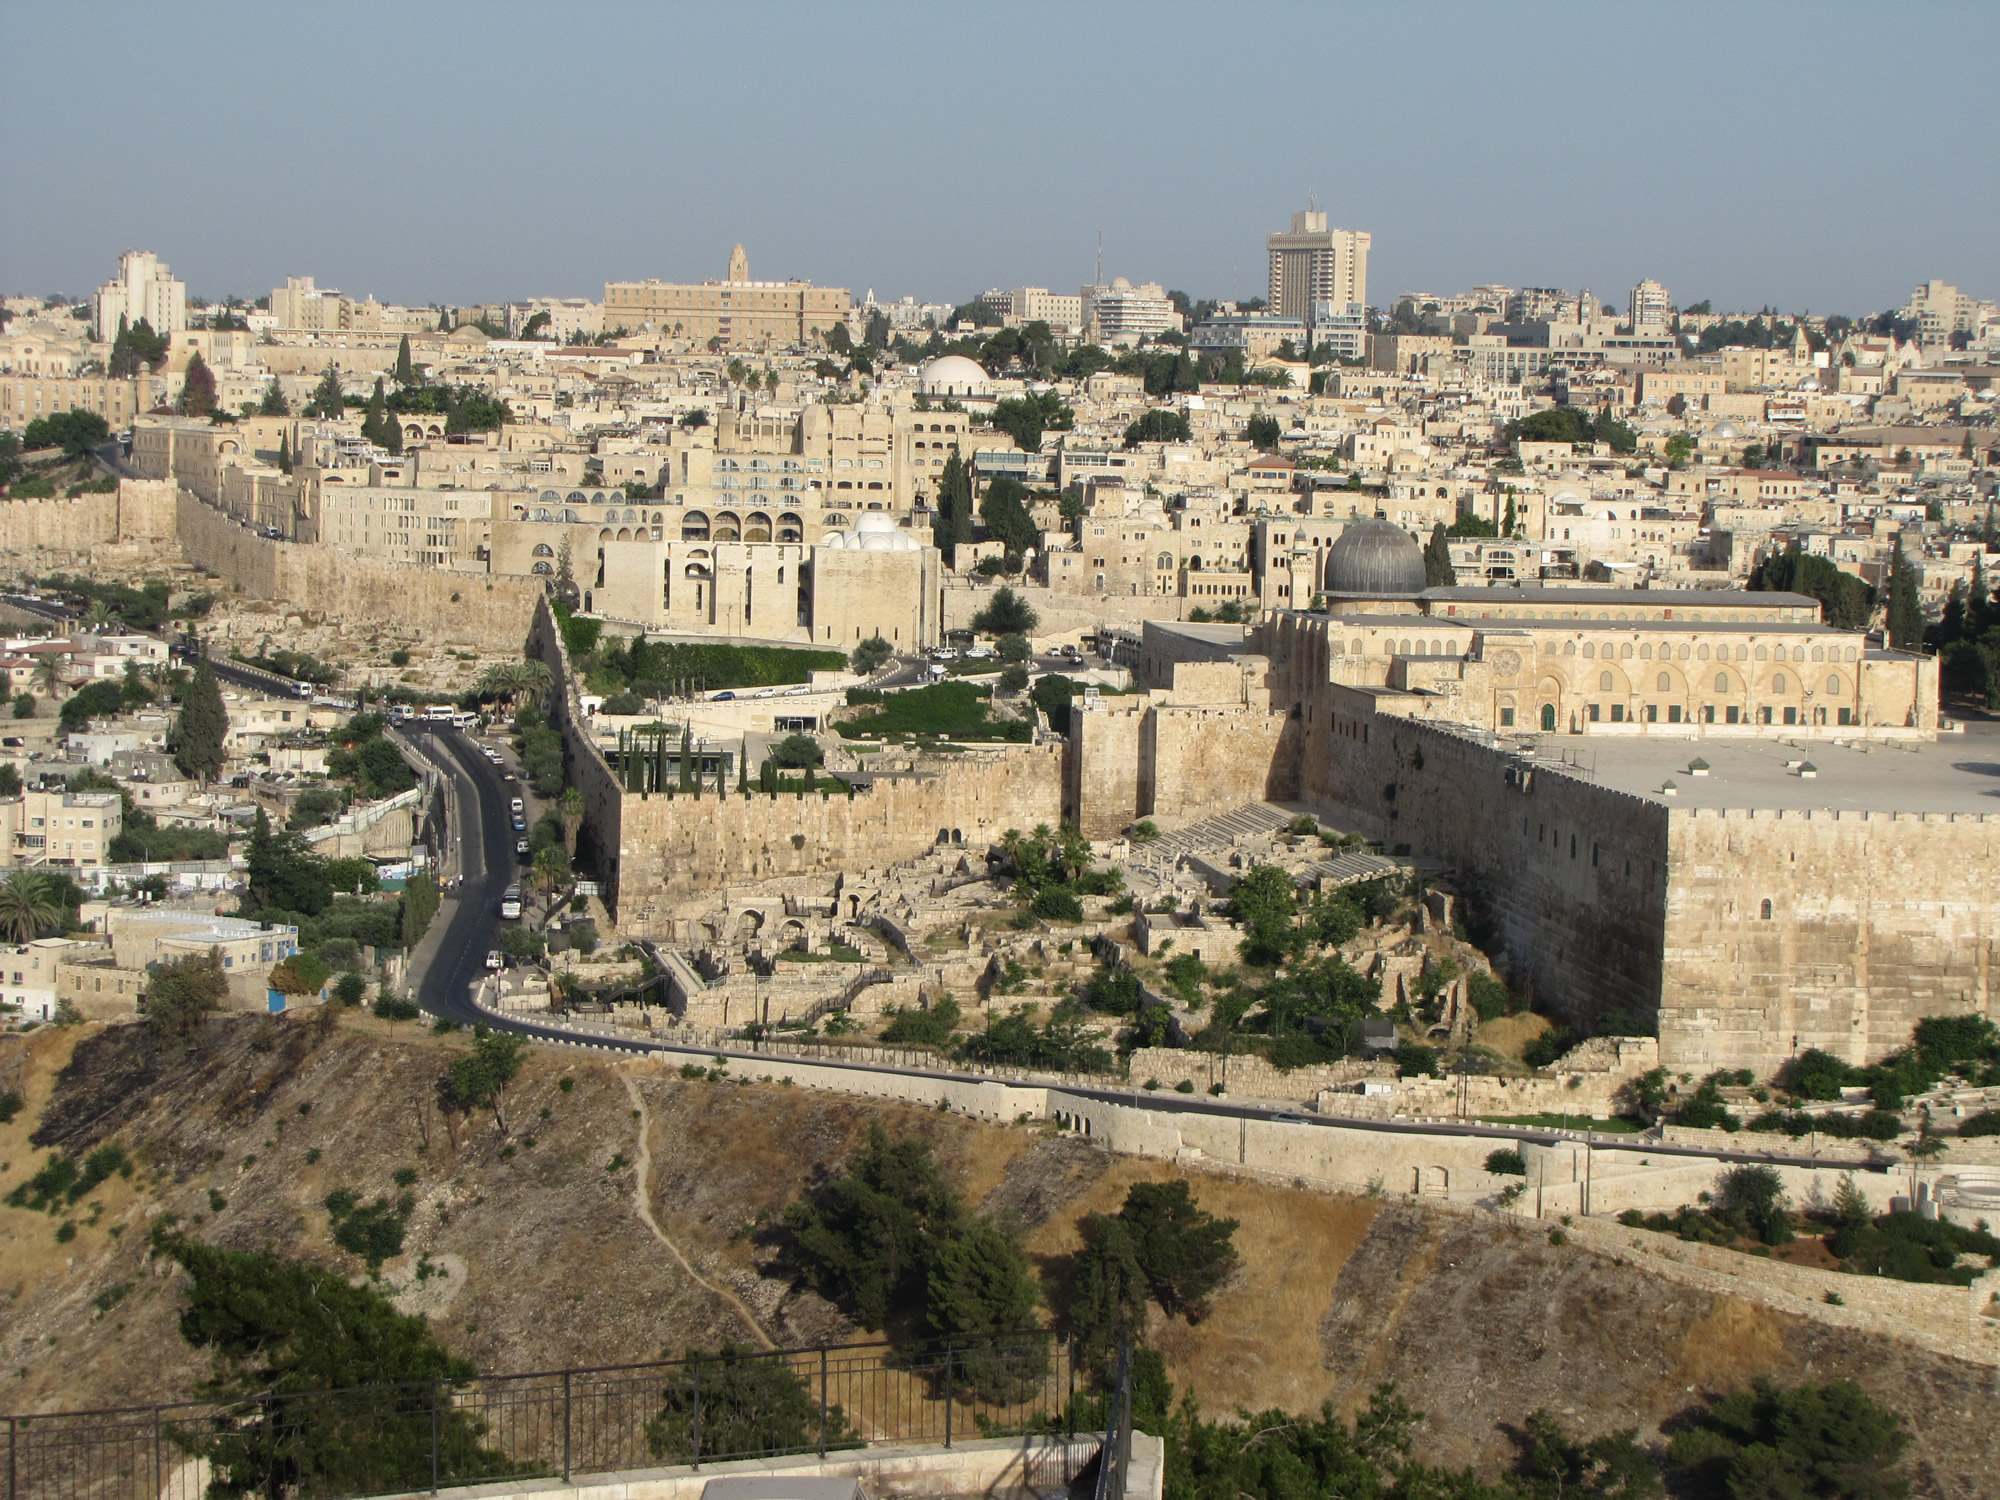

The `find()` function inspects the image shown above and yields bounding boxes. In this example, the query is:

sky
[5,1,1996,318]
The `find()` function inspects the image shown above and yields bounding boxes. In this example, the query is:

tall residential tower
[1266,210,1370,323]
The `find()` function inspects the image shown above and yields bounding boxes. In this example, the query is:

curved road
[403,728,1884,1176]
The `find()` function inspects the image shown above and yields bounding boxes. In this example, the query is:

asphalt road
[404,723,518,1026]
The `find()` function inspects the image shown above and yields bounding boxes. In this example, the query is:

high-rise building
[92,251,186,342]
[1079,279,1176,345]
[1628,278,1672,332]
[1901,279,1997,345]
[1265,210,1369,324]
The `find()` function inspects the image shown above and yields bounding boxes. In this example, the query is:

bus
[500,885,522,920]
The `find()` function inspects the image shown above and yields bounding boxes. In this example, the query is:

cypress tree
[1886,536,1924,651]
[108,314,136,378]
[394,334,415,386]
[678,726,694,792]
[1423,522,1457,587]
[362,377,390,448]
[171,661,227,783]
[179,351,217,418]
[277,432,291,474]
[306,366,344,419]
[1970,554,1988,636]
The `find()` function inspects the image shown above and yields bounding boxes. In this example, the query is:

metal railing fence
[7,1330,1112,1500]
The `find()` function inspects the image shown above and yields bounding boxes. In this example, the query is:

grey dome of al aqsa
[1324,519,1426,596]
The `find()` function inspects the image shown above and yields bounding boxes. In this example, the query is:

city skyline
[2,2,1996,316]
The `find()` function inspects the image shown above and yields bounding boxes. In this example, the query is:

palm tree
[0,871,62,943]
[81,600,115,632]
[531,846,566,911]
[34,653,63,700]
[558,787,584,856]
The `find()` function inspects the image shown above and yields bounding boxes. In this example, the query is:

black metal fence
[7,1331,1109,1500]
[1093,1334,1134,1500]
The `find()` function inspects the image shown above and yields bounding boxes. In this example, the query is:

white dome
[1111,276,1131,291]
[1712,420,1741,440]
[819,532,847,549]
[860,533,897,551]
[854,513,899,535]
[920,354,990,396]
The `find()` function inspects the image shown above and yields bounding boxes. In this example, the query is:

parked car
[485,950,504,970]
[712,691,736,701]
[516,836,530,855]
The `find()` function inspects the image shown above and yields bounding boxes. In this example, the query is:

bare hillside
[1,1017,1992,1494]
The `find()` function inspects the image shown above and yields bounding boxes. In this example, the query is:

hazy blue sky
[6,2,1994,317]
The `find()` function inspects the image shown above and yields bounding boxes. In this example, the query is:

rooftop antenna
[1095,230,1102,288]
[1309,188,1318,212]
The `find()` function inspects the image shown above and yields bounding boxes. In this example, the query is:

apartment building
[1266,210,1369,323]
[603,245,850,350]
[92,251,186,342]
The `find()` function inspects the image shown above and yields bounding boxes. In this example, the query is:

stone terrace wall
[178,490,540,648]
[1661,806,2000,1073]
[0,478,177,562]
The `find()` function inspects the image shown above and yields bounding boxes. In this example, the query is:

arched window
[532,543,554,557]
[1582,642,1596,658]
[1755,645,1768,661]
[1826,674,1842,694]
[1563,641,1576,655]
[1598,670,1614,691]
[1760,899,1773,920]
[532,561,553,575]
[1656,671,1671,691]
[1157,552,1174,571]
[1621,643,1634,659]
[1714,671,1730,691]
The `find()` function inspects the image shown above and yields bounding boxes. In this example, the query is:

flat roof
[1420,586,1819,608]
[1330,613,1860,637]
[1520,718,2000,814]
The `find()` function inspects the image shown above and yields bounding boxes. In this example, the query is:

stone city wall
[0,478,177,563]
[180,490,540,647]
[1063,698,1300,838]
[1660,806,2000,1073]
[610,745,1065,923]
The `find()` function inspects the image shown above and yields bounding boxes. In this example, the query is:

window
[1598,670,1614,691]
[1714,671,1730,691]
[1772,673,1787,693]
[1726,706,1741,724]
[1499,707,1515,727]
[1783,706,1797,725]
[1588,703,1601,722]
[1825,674,1841,695]
[1644,704,1657,722]
[1701,705,1714,724]
[1760,899,1773,920]
[1611,704,1626,722]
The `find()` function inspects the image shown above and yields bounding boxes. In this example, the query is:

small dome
[854,513,899,535]
[1711,420,1741,440]
[1324,519,1426,596]
[1111,276,1132,291]
[920,354,990,397]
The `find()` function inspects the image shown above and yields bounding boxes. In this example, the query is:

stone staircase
[1130,802,1294,875]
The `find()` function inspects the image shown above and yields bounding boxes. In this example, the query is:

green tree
[924,1220,1038,1341]
[850,634,894,674]
[1112,1180,1239,1321]
[0,870,62,942]
[23,409,111,459]
[441,1023,529,1137]
[145,948,227,1044]
[934,449,974,549]
[276,430,291,474]
[1885,536,1923,650]
[153,1232,511,1496]
[305,366,345,419]
[1423,522,1457,587]
[108,313,137,378]
[978,476,1039,554]
[987,390,1073,451]
[1245,415,1281,451]
[179,351,217,418]
[1070,1213,1149,1337]
[971,586,1038,636]
[171,660,228,782]
[1031,673,1077,721]
[361,376,396,451]
[1124,409,1192,447]
[769,732,823,769]
[1665,1377,1908,1499]
[257,378,289,416]
[1513,1409,1660,1499]
[645,1344,854,1463]
[783,1125,965,1328]
[1226,863,1299,965]
[393,333,415,385]
[126,317,169,370]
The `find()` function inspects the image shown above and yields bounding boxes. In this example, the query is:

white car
[485,950,504,970]
[964,645,995,660]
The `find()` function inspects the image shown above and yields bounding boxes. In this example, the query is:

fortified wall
[178,490,540,647]
[1661,807,2000,1073]
[527,597,1063,928]
[0,478,177,563]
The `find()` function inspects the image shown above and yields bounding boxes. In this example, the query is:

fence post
[562,1369,573,1483]
[943,1343,953,1449]
[154,1407,162,1500]
[1066,1335,1076,1439]
[430,1381,440,1494]
[691,1357,702,1471]
[8,1415,15,1500]
[818,1347,829,1458]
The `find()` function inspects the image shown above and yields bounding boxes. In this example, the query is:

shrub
[1784,1047,1854,1100]
[1959,1109,2000,1136]
[1395,1039,1440,1078]
[879,995,962,1047]
[1031,886,1083,922]
[1522,1024,1576,1069]
[1484,1149,1527,1176]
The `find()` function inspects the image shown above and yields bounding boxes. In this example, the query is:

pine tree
[171,661,227,783]
[108,313,136,378]
[306,366,344,419]
[438,307,452,332]
[394,334,415,386]
[1970,554,1988,637]
[258,378,289,416]
[179,351,217,418]
[1423,522,1457,587]
[1886,536,1924,651]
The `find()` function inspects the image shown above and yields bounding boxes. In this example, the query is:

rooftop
[1521,717,2000,814]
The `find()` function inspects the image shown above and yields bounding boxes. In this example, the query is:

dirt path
[619,1069,775,1350]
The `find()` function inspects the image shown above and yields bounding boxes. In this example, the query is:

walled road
[415,729,1855,1175]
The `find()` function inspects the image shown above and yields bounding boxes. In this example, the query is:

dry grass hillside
[0,1016,1993,1494]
